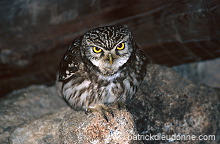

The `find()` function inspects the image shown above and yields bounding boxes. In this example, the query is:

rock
[127,64,220,143]
[173,58,220,88]
[9,108,138,144]
[0,64,219,144]
[0,85,67,143]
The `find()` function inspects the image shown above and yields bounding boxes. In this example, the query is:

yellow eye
[116,43,125,50]
[93,47,102,53]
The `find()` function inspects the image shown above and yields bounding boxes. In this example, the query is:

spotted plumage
[57,26,147,112]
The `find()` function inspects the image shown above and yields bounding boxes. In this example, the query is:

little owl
[57,26,148,121]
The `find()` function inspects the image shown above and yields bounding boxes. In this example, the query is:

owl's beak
[108,54,113,65]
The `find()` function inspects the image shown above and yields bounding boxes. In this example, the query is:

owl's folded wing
[58,38,82,81]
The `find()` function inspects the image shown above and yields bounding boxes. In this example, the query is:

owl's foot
[85,104,114,122]
[111,101,126,110]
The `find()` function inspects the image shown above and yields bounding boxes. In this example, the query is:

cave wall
[0,0,220,97]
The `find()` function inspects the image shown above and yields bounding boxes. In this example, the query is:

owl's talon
[103,114,109,122]
[102,106,114,119]
[117,101,126,110]
[85,109,92,115]
[110,110,114,118]
[86,104,114,122]
[111,101,126,110]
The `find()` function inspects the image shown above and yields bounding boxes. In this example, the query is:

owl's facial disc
[82,26,133,75]
[85,40,132,76]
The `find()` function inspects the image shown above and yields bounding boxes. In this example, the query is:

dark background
[0,0,220,97]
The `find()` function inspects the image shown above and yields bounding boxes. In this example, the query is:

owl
[57,26,147,120]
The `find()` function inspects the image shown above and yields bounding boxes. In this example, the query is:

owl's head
[81,26,134,76]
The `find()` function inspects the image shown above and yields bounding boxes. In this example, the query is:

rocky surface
[0,85,67,143]
[10,108,138,144]
[0,86,138,144]
[128,64,220,143]
[0,64,219,144]
[173,57,220,88]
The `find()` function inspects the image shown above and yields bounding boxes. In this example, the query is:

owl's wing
[135,43,149,63]
[58,38,82,81]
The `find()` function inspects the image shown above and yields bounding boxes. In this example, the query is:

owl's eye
[93,47,102,53]
[116,43,125,50]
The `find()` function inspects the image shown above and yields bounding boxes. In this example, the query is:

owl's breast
[62,68,140,110]
[100,70,138,104]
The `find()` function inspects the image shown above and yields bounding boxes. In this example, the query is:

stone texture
[128,64,220,143]
[1,0,220,97]
[173,57,220,88]
[9,107,138,144]
[0,64,219,144]
[0,85,67,143]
